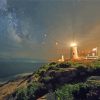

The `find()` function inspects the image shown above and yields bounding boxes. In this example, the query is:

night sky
[0,0,100,61]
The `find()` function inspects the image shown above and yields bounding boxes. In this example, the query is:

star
[44,34,47,38]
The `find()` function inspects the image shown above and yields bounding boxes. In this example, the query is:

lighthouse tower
[70,42,79,60]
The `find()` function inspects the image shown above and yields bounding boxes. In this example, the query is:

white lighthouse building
[70,42,79,60]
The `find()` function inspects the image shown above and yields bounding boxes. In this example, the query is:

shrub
[42,76,53,82]
[55,83,83,100]
[55,82,100,100]
[27,82,41,99]
[49,62,57,66]
[77,65,87,71]
[16,82,42,100]
[57,62,71,68]
[16,88,28,100]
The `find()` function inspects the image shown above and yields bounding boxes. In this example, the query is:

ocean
[0,61,46,83]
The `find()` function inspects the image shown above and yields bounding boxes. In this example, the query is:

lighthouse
[70,42,79,60]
